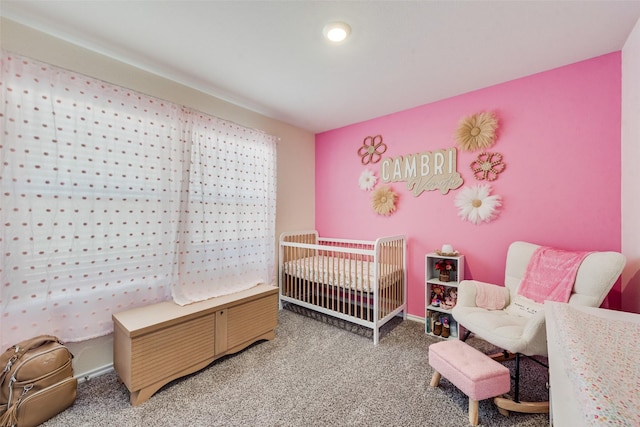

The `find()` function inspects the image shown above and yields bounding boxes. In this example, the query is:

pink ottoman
[429,340,510,426]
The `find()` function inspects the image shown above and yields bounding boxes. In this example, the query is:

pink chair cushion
[429,340,510,401]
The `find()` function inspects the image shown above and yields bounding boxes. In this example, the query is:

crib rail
[279,231,406,344]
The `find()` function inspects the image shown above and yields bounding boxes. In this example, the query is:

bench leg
[430,371,441,387]
[469,399,479,426]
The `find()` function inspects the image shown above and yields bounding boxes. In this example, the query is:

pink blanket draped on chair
[518,247,592,304]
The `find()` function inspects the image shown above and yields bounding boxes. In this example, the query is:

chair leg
[514,353,521,402]
[494,397,549,414]
[489,350,516,362]
[493,352,550,415]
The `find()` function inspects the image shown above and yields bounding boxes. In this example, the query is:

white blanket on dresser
[547,302,640,426]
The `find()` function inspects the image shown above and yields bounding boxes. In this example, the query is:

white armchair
[454,279,548,357]
[451,241,625,414]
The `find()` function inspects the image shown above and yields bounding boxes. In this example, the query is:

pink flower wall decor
[470,152,506,181]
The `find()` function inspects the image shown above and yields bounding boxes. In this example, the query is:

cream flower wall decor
[358,169,377,191]
[455,111,498,152]
[371,185,397,216]
[454,184,502,224]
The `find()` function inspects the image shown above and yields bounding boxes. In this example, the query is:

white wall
[622,17,640,314]
[0,18,316,378]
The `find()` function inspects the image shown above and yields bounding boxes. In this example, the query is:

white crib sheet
[283,255,400,292]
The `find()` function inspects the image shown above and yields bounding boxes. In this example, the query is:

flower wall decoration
[454,184,502,224]
[371,185,397,216]
[358,135,387,165]
[470,152,506,181]
[455,111,498,152]
[358,169,377,191]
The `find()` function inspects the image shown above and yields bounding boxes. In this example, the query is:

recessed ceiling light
[323,22,351,43]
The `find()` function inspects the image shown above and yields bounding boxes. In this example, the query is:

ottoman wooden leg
[469,399,479,426]
[430,371,441,387]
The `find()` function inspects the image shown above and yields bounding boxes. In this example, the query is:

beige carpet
[41,308,549,426]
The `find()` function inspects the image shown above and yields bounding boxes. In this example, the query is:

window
[0,51,276,348]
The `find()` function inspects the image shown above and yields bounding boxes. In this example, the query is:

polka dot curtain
[173,111,276,304]
[0,51,277,349]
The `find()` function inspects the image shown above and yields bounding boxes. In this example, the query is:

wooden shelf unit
[112,284,278,405]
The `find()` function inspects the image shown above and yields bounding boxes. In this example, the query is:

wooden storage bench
[112,284,278,405]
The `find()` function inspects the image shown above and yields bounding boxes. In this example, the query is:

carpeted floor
[42,308,549,426]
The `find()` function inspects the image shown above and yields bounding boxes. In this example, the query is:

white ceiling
[2,1,640,133]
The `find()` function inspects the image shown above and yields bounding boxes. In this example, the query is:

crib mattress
[282,255,400,292]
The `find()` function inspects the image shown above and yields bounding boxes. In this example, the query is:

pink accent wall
[315,53,622,317]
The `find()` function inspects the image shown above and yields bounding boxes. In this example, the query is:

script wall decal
[380,147,464,196]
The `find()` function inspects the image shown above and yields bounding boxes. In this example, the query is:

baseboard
[76,363,114,384]
[406,313,425,324]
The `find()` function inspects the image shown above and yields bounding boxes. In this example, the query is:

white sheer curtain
[0,51,277,349]
[172,110,277,304]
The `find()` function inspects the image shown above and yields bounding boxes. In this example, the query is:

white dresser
[546,302,640,426]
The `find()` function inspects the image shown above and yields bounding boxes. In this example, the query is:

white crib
[279,231,407,344]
